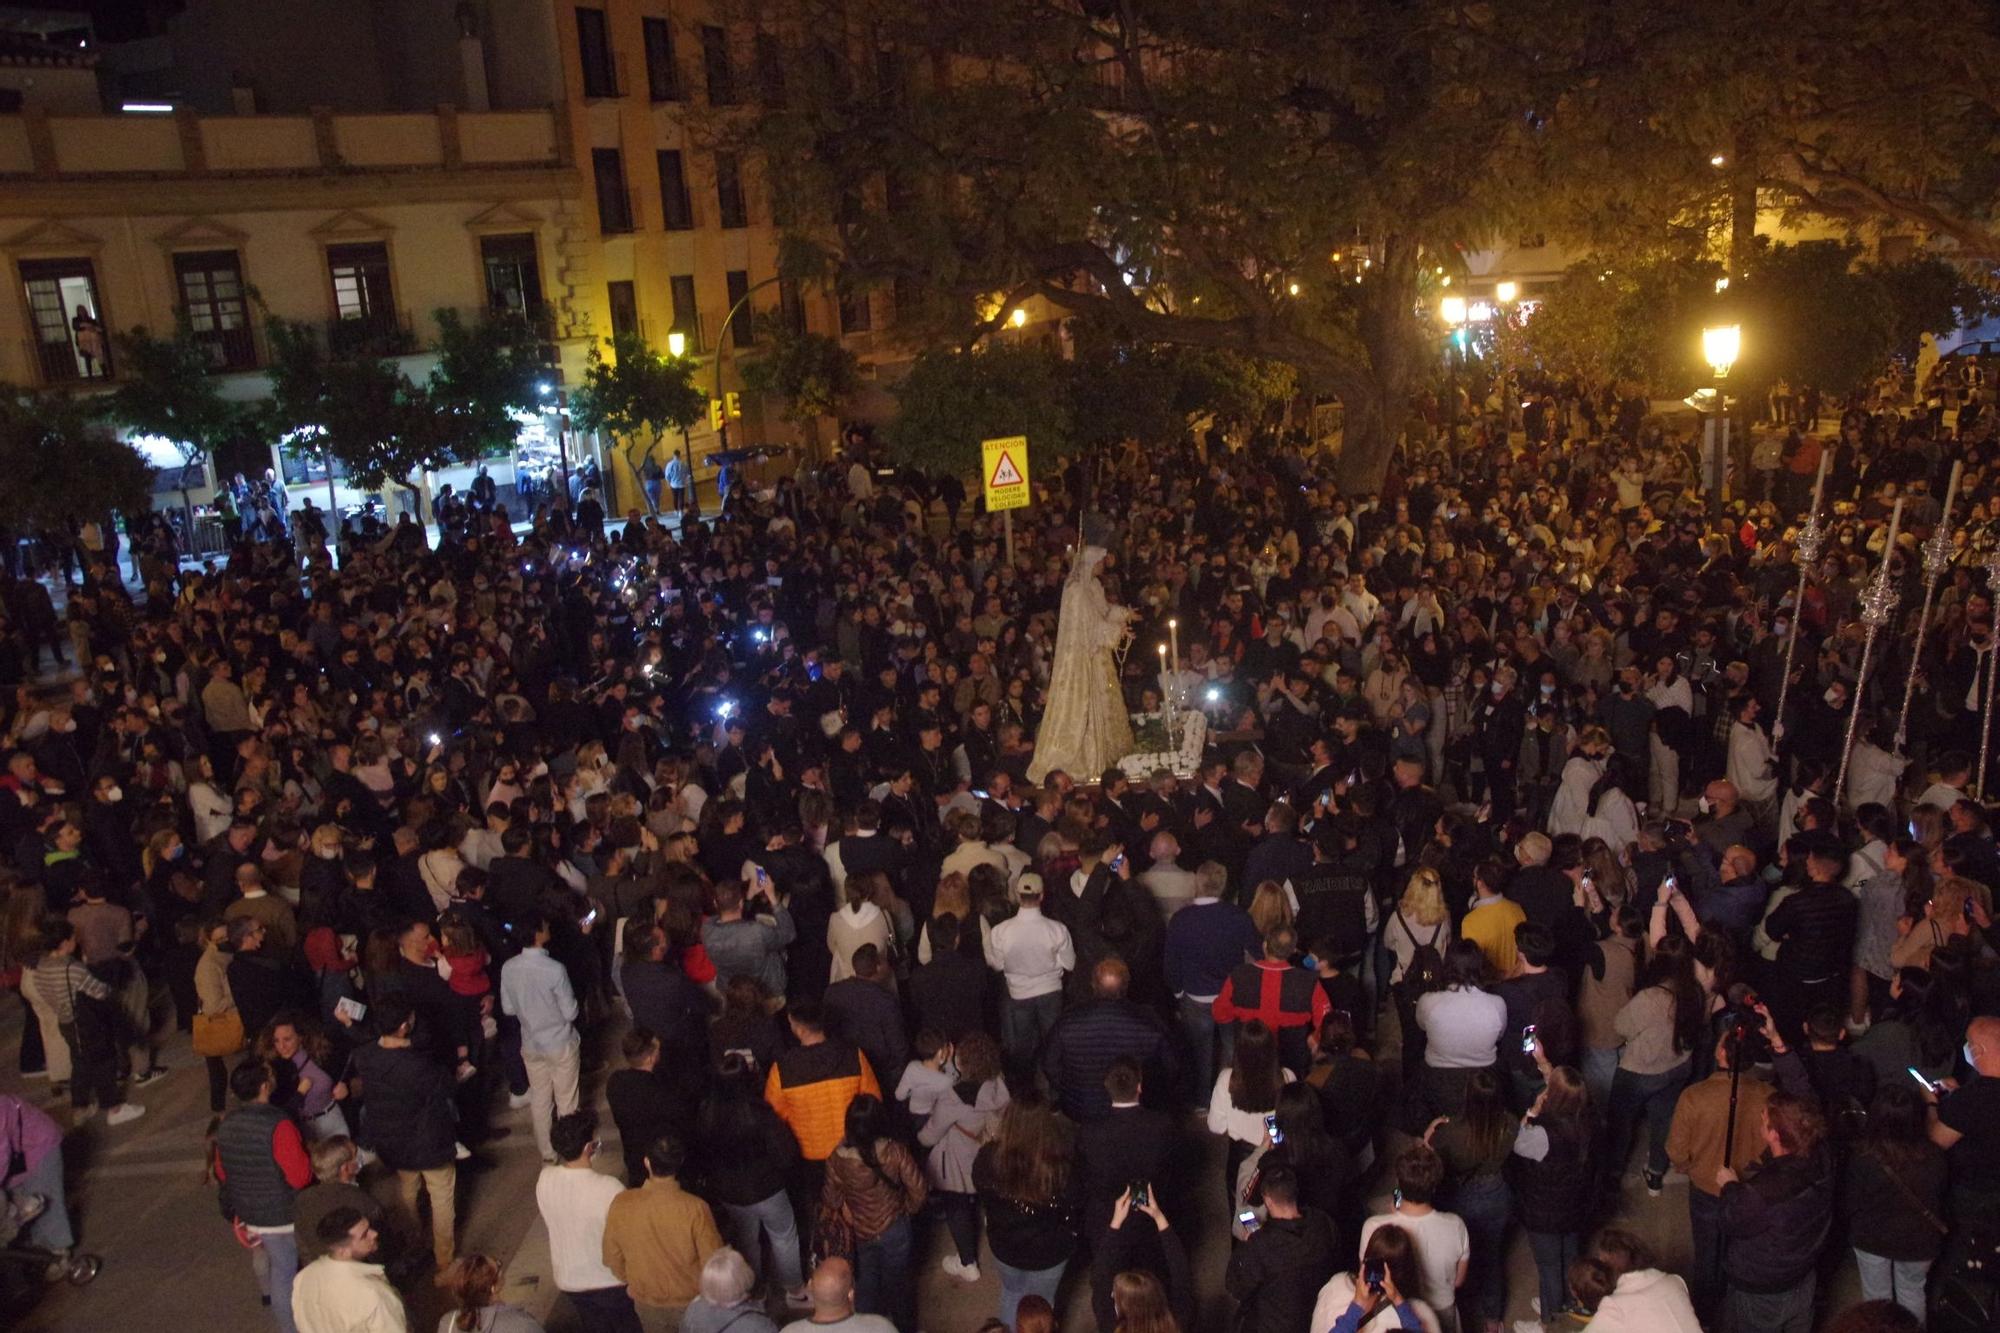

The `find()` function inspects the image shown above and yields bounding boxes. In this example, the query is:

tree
[0,389,154,532]
[1506,258,1719,393]
[102,318,244,533]
[739,326,860,457]
[423,308,548,468]
[569,334,707,500]
[740,0,2000,491]
[886,342,1074,476]
[260,314,346,516]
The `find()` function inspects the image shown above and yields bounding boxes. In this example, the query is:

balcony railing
[28,336,112,384]
[325,310,416,359]
[190,323,259,372]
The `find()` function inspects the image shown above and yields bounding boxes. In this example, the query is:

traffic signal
[725,391,742,419]
[708,398,725,430]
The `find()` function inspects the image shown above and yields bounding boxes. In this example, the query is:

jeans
[854,1215,915,1332]
[396,1163,457,1269]
[252,1228,300,1333]
[1447,1174,1512,1329]
[1853,1250,1929,1322]
[522,1039,581,1162]
[996,1257,1067,1329]
[1526,1229,1578,1321]
[1580,1046,1619,1116]
[1602,1060,1690,1180]
[568,1284,644,1333]
[1178,995,1221,1107]
[1688,1188,1726,1319]
[722,1190,805,1292]
[938,1190,980,1266]
[1724,1273,1815,1333]
[58,1021,118,1111]
[15,1145,74,1251]
[1000,991,1063,1062]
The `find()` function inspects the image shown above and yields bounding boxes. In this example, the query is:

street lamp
[664,330,696,520]
[1439,296,1468,327]
[1703,324,1741,378]
[1439,298,1469,448]
[1698,323,1742,517]
[1495,280,1519,304]
[1009,307,1028,328]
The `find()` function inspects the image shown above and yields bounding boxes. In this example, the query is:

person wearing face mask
[1546,726,1613,839]
[1474,668,1527,821]
[1725,695,1780,819]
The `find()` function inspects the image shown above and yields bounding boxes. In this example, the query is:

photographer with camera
[1666,1000,1783,1320]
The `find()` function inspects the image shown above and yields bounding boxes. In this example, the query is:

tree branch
[1771,148,2000,260]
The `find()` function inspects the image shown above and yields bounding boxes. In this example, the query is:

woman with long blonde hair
[1247,880,1294,937]
[1385,868,1454,1074]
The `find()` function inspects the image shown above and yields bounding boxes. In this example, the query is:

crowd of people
[0,358,1997,1333]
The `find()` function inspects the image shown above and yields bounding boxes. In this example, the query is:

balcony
[189,323,259,373]
[27,337,112,385]
[325,310,416,359]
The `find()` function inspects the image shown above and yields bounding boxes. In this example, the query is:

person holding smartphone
[1309,1223,1440,1331]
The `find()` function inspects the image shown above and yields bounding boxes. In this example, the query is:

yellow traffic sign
[982,435,1031,512]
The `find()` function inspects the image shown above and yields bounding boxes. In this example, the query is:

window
[173,249,254,370]
[657,149,693,230]
[480,233,544,317]
[701,25,736,105]
[779,277,805,335]
[726,270,754,346]
[756,33,786,106]
[607,280,639,339]
[592,148,634,233]
[326,242,393,323]
[20,257,110,382]
[669,274,700,350]
[838,283,871,334]
[576,6,617,98]
[715,152,747,229]
[642,17,680,101]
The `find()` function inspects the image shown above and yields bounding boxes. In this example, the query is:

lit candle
[1168,617,1180,685]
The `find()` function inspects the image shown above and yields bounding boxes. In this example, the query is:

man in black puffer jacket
[1040,957,1180,1122]
[1715,1091,1833,1333]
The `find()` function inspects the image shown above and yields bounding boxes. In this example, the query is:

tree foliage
[1505,259,1720,392]
[738,0,2000,491]
[0,390,153,529]
[423,308,548,464]
[102,319,243,484]
[740,326,861,449]
[569,333,707,469]
[886,343,1074,475]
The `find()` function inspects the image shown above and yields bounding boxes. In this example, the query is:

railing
[27,337,112,385]
[190,323,259,372]
[325,310,416,359]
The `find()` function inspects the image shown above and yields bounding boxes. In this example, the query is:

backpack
[1396,910,1444,994]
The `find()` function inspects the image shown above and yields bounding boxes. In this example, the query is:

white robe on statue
[1028,547,1134,784]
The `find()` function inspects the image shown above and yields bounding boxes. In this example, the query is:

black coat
[1721,1151,1834,1292]
[909,949,987,1041]
[351,1041,457,1170]
[1040,997,1181,1122]
[1224,1207,1341,1333]
[621,957,712,1058]
[1076,1104,1181,1241]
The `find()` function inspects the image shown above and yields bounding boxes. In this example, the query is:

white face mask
[1697,796,1712,815]
[1824,688,1842,708]
[103,786,122,803]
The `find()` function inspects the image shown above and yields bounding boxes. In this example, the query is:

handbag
[193,1007,246,1058]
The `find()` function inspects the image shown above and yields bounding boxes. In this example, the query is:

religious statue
[1028,520,1135,784]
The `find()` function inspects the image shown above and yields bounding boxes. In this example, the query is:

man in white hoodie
[1571,1229,1701,1333]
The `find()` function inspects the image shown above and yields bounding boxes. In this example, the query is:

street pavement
[3,1000,1865,1332]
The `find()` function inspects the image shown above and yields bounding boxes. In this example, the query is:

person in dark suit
[1075,1056,1181,1243]
[908,914,987,1039]
[619,922,713,1063]
[485,825,556,927]
[822,944,909,1092]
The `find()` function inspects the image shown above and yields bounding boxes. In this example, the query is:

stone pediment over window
[153,216,251,252]
[2,217,103,255]
[307,209,395,240]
